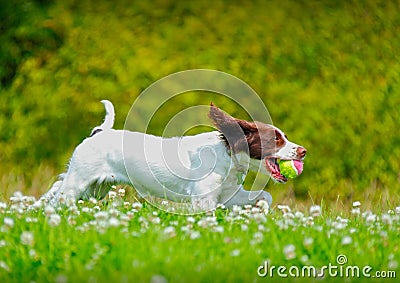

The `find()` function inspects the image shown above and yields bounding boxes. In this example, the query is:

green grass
[0,191,398,283]
[1,0,400,205]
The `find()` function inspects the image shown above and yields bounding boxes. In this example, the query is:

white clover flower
[258,224,266,232]
[25,196,37,204]
[309,205,321,217]
[94,211,108,221]
[44,205,55,217]
[388,254,398,269]
[294,211,304,219]
[305,216,314,226]
[108,217,120,227]
[197,219,207,228]
[77,200,85,205]
[181,226,189,233]
[253,232,264,243]
[341,236,352,245]
[277,205,291,214]
[230,249,240,257]
[352,201,361,207]
[381,213,392,225]
[333,222,346,230]
[10,191,24,203]
[29,249,38,259]
[232,205,242,214]
[0,240,6,247]
[20,231,34,246]
[190,231,201,240]
[241,224,248,231]
[49,214,61,227]
[395,206,400,214]
[365,214,377,224]
[0,261,10,272]
[150,217,161,224]
[81,207,90,213]
[163,226,176,238]
[55,274,68,283]
[4,217,14,228]
[108,191,117,200]
[303,237,314,247]
[118,188,126,197]
[362,210,373,218]
[257,199,270,211]
[276,219,289,230]
[120,215,130,227]
[206,216,217,226]
[150,275,168,283]
[351,207,360,215]
[68,216,77,226]
[58,194,66,205]
[0,202,7,212]
[187,216,196,224]
[132,202,143,210]
[388,260,398,270]
[108,208,119,217]
[244,204,252,210]
[283,212,295,219]
[253,213,267,223]
[300,255,309,264]
[349,228,357,234]
[68,205,79,215]
[213,226,224,233]
[283,244,296,260]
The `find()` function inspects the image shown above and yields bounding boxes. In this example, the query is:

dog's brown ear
[209,104,257,134]
[209,104,258,152]
[209,104,236,133]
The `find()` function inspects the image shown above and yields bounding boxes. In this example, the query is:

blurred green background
[1,0,399,208]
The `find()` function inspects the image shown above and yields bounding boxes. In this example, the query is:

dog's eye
[275,136,280,141]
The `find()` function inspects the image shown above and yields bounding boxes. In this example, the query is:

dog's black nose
[297,147,307,159]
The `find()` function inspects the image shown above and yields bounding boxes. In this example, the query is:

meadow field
[0,0,399,282]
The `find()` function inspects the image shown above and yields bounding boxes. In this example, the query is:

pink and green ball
[278,160,304,179]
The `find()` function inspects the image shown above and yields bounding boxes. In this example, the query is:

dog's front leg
[190,173,222,212]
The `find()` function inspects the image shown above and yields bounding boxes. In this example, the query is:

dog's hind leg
[79,172,131,200]
[33,173,70,207]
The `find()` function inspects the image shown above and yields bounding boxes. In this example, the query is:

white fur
[273,126,303,160]
[89,100,115,136]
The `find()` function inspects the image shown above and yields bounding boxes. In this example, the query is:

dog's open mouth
[265,158,303,183]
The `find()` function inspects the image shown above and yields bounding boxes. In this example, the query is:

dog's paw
[255,191,272,206]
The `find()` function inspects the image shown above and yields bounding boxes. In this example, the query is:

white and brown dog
[37,100,306,211]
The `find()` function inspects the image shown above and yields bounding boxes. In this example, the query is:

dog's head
[209,104,306,183]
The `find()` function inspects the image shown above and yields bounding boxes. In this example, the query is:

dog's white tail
[90,100,115,136]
